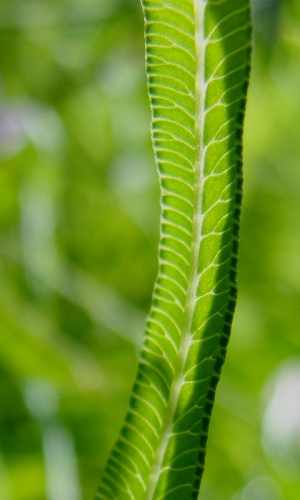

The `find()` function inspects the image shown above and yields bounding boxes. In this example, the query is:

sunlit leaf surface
[97,1,251,498]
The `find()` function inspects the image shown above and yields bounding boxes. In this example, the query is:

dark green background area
[0,0,299,498]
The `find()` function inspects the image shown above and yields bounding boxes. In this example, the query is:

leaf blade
[97,1,251,498]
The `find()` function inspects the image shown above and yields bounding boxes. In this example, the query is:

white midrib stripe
[144,2,206,499]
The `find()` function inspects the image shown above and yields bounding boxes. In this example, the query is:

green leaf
[97,1,251,498]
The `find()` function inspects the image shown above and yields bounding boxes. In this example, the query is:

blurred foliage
[0,0,300,498]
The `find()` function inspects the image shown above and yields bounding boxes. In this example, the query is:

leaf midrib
[144,2,206,498]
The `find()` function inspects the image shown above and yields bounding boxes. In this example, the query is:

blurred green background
[0,0,300,498]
